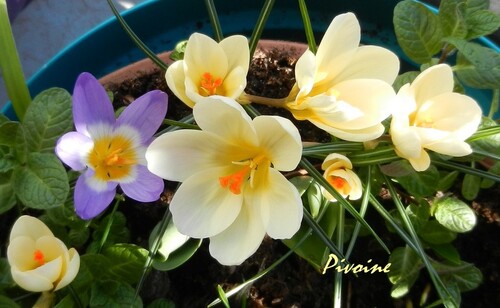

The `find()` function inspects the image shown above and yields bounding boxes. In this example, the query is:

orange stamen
[328,175,351,195]
[33,249,45,266]
[200,72,223,96]
[219,166,251,195]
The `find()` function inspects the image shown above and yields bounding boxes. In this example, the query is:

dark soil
[104,46,500,307]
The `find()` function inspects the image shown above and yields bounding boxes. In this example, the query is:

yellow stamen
[33,249,45,266]
[219,155,266,195]
[87,135,137,181]
[200,72,223,96]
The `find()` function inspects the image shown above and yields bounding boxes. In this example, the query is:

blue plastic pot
[2,0,498,119]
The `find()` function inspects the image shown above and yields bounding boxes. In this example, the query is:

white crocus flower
[165,33,250,108]
[146,96,303,265]
[390,64,482,171]
[286,12,399,142]
[321,154,362,201]
[7,216,80,292]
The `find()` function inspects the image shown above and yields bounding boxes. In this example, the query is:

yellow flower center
[219,155,267,195]
[327,176,351,196]
[87,135,137,181]
[200,72,223,96]
[33,249,45,266]
[416,117,435,128]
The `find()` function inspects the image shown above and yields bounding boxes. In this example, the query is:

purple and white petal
[120,165,164,202]
[116,90,168,142]
[55,132,93,171]
[74,172,116,220]
[72,73,115,136]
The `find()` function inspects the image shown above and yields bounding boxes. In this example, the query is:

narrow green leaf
[433,197,476,232]
[148,219,189,261]
[12,152,69,209]
[439,0,468,39]
[461,173,481,200]
[22,88,72,153]
[465,9,500,39]
[420,220,457,244]
[102,243,148,284]
[447,38,500,89]
[89,211,130,253]
[470,118,500,159]
[388,246,422,298]
[393,0,444,63]
[216,285,230,308]
[152,238,202,271]
[90,280,142,307]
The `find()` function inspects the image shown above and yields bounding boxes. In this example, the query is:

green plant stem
[106,0,167,70]
[248,0,276,57]
[382,172,456,307]
[332,198,345,308]
[488,89,499,119]
[204,0,223,42]
[68,285,83,308]
[0,0,31,120]
[348,147,400,166]
[97,195,123,253]
[298,0,317,53]
[302,142,364,156]
[302,207,345,258]
[155,113,195,136]
[162,118,199,130]
[467,125,500,142]
[432,159,500,182]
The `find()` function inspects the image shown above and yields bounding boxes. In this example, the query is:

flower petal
[116,90,168,142]
[252,116,302,171]
[146,130,232,182]
[10,266,54,292]
[426,140,473,157]
[411,64,454,106]
[311,119,385,142]
[72,72,115,135]
[221,66,247,98]
[54,248,80,291]
[316,12,360,80]
[165,61,194,107]
[184,33,228,84]
[294,49,316,94]
[120,165,164,202]
[7,237,37,270]
[55,132,93,171]
[74,172,117,220]
[331,45,399,85]
[169,167,243,238]
[219,35,249,74]
[208,202,266,265]
[193,96,259,146]
[247,168,303,239]
[9,215,53,242]
[409,149,431,172]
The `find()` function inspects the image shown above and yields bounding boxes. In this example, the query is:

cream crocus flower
[146,96,303,265]
[165,32,249,108]
[285,12,399,142]
[321,154,362,201]
[390,64,482,171]
[7,216,80,292]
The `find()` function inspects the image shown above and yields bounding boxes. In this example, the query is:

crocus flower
[390,64,482,171]
[285,12,399,142]
[146,96,303,265]
[165,33,250,108]
[321,153,362,201]
[7,215,80,292]
[55,72,168,219]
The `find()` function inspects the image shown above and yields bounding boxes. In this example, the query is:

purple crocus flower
[55,72,168,220]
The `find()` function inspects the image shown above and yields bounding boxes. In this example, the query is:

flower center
[200,72,223,96]
[219,155,266,195]
[33,249,45,266]
[327,176,351,195]
[87,134,137,181]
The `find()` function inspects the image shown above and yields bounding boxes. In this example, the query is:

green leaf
[169,40,187,61]
[393,71,420,92]
[394,164,440,198]
[461,173,480,200]
[0,146,16,173]
[216,285,230,308]
[0,258,15,289]
[446,38,500,89]
[88,211,130,253]
[436,171,459,192]
[466,0,489,14]
[22,88,73,153]
[388,246,422,298]
[420,220,457,244]
[12,152,69,209]
[434,261,483,291]
[152,238,202,271]
[0,121,19,147]
[0,295,20,308]
[149,219,189,261]
[0,172,16,214]
[430,243,461,265]
[465,9,500,39]
[146,299,176,308]
[289,175,314,197]
[14,124,27,163]
[90,280,142,307]
[393,0,444,64]
[102,243,148,284]
[433,197,476,232]
[439,0,468,39]
[380,160,415,177]
[406,202,431,232]
[470,118,500,159]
